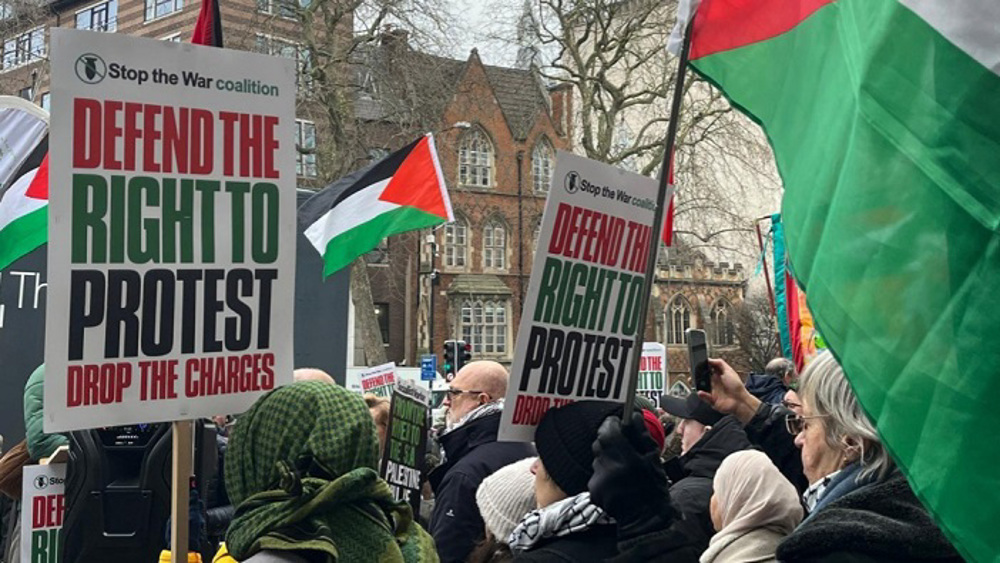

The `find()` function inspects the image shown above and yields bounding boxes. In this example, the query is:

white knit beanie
[475,457,538,543]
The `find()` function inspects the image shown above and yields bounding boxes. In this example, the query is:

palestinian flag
[0,98,49,271]
[674,0,1000,560]
[300,134,453,277]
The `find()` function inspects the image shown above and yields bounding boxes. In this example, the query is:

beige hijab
[700,450,803,563]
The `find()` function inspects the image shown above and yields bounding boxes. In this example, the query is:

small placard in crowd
[379,379,430,515]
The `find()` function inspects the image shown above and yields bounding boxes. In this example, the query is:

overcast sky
[444,1,516,66]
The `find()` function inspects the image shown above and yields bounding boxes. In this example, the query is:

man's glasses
[785,413,829,436]
[446,387,484,398]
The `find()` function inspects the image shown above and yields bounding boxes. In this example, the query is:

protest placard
[22,464,66,563]
[360,362,398,398]
[637,342,667,402]
[499,151,661,442]
[380,379,429,515]
[44,29,297,432]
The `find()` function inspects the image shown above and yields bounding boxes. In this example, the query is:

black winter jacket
[513,524,619,562]
[667,416,751,553]
[776,471,963,563]
[744,374,788,405]
[744,402,809,493]
[428,412,536,563]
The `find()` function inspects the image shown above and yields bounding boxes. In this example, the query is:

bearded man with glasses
[427,361,535,563]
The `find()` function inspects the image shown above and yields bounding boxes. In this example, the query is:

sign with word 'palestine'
[380,379,429,515]
[499,151,660,442]
[44,29,297,432]
[637,342,667,401]
[360,362,398,398]
[22,464,66,563]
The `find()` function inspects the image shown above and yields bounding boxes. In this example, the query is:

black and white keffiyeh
[445,399,504,433]
[803,469,840,512]
[507,492,614,553]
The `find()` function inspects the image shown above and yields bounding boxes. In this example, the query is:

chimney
[548,83,573,139]
[380,25,410,54]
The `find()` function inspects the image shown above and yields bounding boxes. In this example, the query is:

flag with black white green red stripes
[299,134,454,276]
[0,97,48,271]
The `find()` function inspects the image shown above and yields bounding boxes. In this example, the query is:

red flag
[191,0,223,47]
[661,149,676,246]
[662,196,675,247]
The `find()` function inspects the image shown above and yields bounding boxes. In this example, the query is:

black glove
[205,504,235,538]
[589,412,676,541]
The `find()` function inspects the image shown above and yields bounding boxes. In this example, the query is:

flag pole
[622,18,694,421]
[755,217,777,318]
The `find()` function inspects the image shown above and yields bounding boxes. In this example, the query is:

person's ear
[841,436,861,462]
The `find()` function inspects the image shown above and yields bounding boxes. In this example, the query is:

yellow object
[212,543,237,563]
[157,550,203,563]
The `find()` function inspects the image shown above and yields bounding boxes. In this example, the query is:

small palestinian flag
[0,98,49,271]
[300,134,453,277]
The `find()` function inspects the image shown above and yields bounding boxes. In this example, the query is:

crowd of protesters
[0,353,965,562]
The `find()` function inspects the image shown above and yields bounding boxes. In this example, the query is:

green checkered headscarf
[225,381,438,562]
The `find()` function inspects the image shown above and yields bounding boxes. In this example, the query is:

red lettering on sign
[32,495,64,529]
[547,203,626,268]
[511,394,552,426]
[66,363,131,407]
[70,98,278,178]
[73,98,102,168]
[183,353,276,398]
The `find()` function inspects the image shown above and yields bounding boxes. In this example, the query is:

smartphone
[687,328,711,393]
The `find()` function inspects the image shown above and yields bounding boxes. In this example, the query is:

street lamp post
[426,234,438,355]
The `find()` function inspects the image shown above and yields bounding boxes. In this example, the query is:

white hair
[765,357,797,381]
[798,351,893,481]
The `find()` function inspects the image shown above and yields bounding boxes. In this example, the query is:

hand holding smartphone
[686,328,711,393]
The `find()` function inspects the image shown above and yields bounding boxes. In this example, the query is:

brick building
[349,35,573,368]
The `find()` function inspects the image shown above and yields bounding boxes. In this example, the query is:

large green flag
[676,0,1000,561]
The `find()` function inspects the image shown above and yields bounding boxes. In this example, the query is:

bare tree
[0,0,53,104]
[247,0,457,366]
[733,292,780,373]
[492,0,781,263]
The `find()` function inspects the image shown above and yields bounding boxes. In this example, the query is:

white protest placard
[499,151,661,441]
[21,464,66,563]
[44,29,297,432]
[638,342,667,401]
[360,362,398,398]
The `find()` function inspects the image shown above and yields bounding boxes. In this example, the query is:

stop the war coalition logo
[75,53,106,84]
[563,169,657,211]
[73,51,281,96]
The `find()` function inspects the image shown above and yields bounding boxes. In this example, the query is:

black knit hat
[534,400,622,496]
